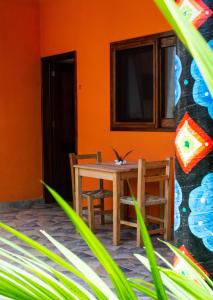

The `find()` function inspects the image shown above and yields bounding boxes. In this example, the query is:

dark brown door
[42,52,77,204]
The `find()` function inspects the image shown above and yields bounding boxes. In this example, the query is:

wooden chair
[120,157,173,246]
[69,152,112,231]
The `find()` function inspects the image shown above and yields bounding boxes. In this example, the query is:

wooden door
[42,52,77,203]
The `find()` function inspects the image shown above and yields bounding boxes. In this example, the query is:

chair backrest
[69,151,102,203]
[137,157,174,206]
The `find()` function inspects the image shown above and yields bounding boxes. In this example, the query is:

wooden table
[74,162,137,245]
[74,161,167,245]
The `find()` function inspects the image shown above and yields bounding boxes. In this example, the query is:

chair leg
[87,196,94,231]
[163,202,171,241]
[159,204,164,230]
[100,198,105,225]
[137,208,145,247]
[164,157,172,241]
[136,222,143,247]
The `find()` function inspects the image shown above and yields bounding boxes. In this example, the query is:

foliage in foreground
[0,0,213,299]
[0,183,212,300]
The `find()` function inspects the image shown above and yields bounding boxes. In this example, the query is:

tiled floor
[0,203,174,299]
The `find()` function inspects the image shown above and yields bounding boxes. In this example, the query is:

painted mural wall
[0,0,42,202]
[174,0,213,273]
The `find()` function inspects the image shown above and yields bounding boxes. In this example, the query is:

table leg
[75,168,82,218]
[113,173,120,246]
[120,180,128,220]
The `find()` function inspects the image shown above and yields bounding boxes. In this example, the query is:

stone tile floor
[0,203,174,299]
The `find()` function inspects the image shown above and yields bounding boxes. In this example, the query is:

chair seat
[81,189,112,199]
[120,194,166,206]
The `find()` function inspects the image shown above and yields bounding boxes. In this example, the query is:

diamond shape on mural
[173,245,210,277]
[176,0,213,28]
[175,112,213,173]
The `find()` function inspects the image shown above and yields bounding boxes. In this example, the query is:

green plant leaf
[128,280,158,299]
[43,183,137,300]
[0,256,78,300]
[160,272,195,300]
[135,254,195,300]
[17,259,78,300]
[154,0,213,96]
[50,269,94,300]
[0,278,30,300]
[0,269,41,300]
[162,241,213,292]
[162,269,213,300]
[0,261,56,300]
[0,222,108,299]
[0,246,95,300]
[127,181,168,299]
[128,278,155,288]
[41,230,117,300]
[154,250,173,269]
[128,278,177,299]
[0,250,59,299]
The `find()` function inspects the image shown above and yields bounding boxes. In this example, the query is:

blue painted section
[174,178,182,231]
[188,173,213,251]
[175,54,182,105]
[191,40,213,119]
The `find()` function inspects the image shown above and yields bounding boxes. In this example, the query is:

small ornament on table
[112,148,133,165]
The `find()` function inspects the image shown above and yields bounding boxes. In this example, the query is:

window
[110,31,176,131]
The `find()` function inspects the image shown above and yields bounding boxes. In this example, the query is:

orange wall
[0,0,175,203]
[0,0,42,201]
[40,0,175,162]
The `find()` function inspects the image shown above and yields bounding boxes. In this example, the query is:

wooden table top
[74,160,168,173]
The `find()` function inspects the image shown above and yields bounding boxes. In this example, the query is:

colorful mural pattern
[175,112,213,174]
[188,173,213,251]
[175,0,213,268]
[175,54,182,105]
[173,245,210,276]
[174,179,182,231]
[191,39,213,119]
[176,0,212,28]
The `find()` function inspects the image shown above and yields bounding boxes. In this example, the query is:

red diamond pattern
[176,0,213,28]
[175,113,213,173]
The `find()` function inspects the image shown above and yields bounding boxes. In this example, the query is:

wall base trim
[0,198,45,212]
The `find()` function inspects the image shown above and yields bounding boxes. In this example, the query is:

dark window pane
[115,45,153,122]
[161,46,176,119]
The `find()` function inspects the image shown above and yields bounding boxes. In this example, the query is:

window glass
[116,45,153,122]
[161,45,176,119]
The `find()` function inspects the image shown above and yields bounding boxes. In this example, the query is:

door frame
[41,51,78,202]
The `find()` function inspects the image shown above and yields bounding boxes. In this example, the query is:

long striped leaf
[0,263,56,300]
[0,222,108,299]
[41,230,117,300]
[0,271,40,300]
[128,278,177,299]
[135,254,195,300]
[161,269,213,300]
[162,241,213,291]
[128,280,158,299]
[127,181,168,299]
[0,247,95,300]
[0,279,31,300]
[43,183,137,300]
